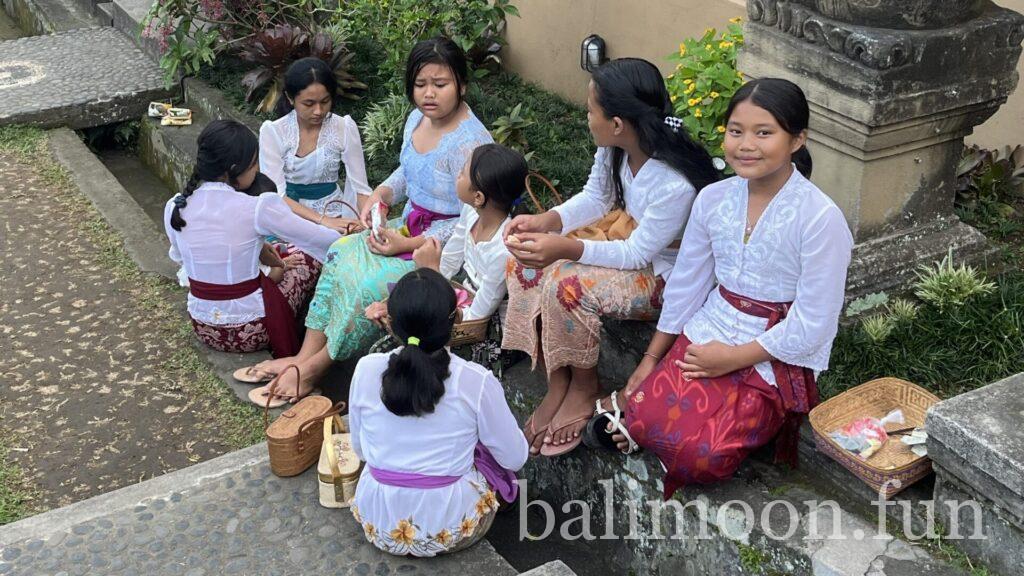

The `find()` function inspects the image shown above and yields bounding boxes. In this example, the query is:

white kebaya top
[553,147,697,278]
[164,182,340,325]
[259,111,372,218]
[439,204,512,322]
[348,352,528,556]
[657,169,854,385]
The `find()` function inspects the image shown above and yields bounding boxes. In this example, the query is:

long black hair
[590,58,720,206]
[169,120,258,231]
[724,78,812,178]
[275,57,338,118]
[468,143,529,214]
[381,269,457,417]
[404,36,469,107]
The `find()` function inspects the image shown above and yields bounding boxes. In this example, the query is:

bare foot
[254,357,298,377]
[525,389,568,455]
[549,385,602,446]
[266,366,316,401]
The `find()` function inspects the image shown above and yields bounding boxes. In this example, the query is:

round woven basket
[809,377,940,498]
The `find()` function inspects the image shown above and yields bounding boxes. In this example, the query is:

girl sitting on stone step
[348,269,527,557]
[501,58,720,457]
[165,120,340,360]
[239,37,493,402]
[259,57,372,233]
[592,79,854,499]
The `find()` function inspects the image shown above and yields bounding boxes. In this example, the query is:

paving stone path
[0,149,242,512]
[0,445,519,576]
[0,27,171,129]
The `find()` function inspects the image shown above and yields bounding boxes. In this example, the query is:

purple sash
[368,443,519,502]
[396,201,458,261]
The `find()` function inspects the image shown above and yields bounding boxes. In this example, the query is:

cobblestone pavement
[0,150,240,512]
[0,447,518,576]
[0,27,170,128]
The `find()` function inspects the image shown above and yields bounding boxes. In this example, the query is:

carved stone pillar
[739,0,1024,297]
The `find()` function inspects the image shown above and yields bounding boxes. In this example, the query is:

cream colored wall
[504,0,745,104]
[971,0,1024,149]
[505,0,1024,148]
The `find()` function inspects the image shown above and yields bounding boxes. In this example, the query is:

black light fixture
[581,34,607,72]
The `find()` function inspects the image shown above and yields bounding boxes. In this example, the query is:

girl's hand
[364,301,389,328]
[505,212,560,240]
[413,237,442,271]
[360,189,388,228]
[506,233,582,269]
[675,340,739,380]
[321,216,365,235]
[625,354,659,398]
[282,253,304,270]
[366,227,407,256]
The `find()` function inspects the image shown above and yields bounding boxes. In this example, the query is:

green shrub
[665,19,744,162]
[361,93,413,163]
[955,144,1024,237]
[819,270,1024,400]
[337,0,519,89]
[490,102,537,162]
[913,249,997,311]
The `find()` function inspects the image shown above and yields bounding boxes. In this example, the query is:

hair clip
[664,116,684,133]
[407,336,420,347]
[510,197,524,208]
[173,195,187,208]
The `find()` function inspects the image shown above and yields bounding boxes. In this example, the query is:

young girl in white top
[365,143,529,329]
[165,120,340,360]
[349,269,528,557]
[259,57,372,231]
[598,78,854,499]
[501,58,721,457]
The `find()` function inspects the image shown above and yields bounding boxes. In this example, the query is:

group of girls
[164,34,853,558]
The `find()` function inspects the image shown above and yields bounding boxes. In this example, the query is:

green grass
[820,271,1024,400]
[195,35,593,209]
[0,126,264,450]
[0,435,37,526]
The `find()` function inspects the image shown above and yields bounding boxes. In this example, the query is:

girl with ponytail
[592,78,855,501]
[165,120,341,378]
[347,269,527,556]
[501,57,719,457]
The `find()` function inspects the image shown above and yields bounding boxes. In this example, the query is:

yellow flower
[710,91,720,99]
[670,94,677,103]
[364,522,378,542]
[705,44,713,51]
[683,78,693,85]
[687,98,700,107]
[678,43,686,56]
[704,27,713,35]
[694,108,703,118]
[719,41,734,49]
[459,516,479,537]
[433,529,454,548]
[729,17,742,24]
[667,73,674,79]
[390,518,417,546]
[684,83,696,94]
[717,125,726,133]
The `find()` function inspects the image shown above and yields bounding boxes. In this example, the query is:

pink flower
[199,0,225,20]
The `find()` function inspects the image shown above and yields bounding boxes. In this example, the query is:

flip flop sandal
[247,384,321,408]
[539,408,594,457]
[233,365,275,384]
[582,393,640,455]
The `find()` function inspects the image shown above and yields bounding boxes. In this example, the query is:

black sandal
[582,394,640,454]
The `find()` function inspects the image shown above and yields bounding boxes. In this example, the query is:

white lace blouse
[552,147,697,279]
[439,204,512,322]
[164,182,341,325]
[657,170,854,385]
[349,352,528,557]
[259,111,372,218]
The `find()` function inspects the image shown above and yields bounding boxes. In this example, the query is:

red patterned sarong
[626,285,819,499]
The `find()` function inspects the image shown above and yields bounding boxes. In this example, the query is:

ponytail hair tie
[406,336,420,347]
[510,197,524,208]
[173,195,188,208]
[664,116,684,133]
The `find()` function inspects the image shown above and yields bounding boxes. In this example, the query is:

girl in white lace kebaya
[259,57,372,231]
[596,79,854,500]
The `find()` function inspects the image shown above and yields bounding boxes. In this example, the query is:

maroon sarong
[626,285,819,499]
[189,274,299,358]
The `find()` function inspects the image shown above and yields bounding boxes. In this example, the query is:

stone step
[93,1,112,26]
[518,560,577,575]
[0,27,173,129]
[0,444,520,575]
[108,0,160,61]
[502,360,967,575]
[1,0,99,35]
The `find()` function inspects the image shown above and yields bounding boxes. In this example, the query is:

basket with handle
[808,377,940,498]
[318,414,362,508]
[263,365,342,477]
[524,172,563,213]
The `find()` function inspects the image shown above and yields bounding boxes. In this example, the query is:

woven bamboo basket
[318,415,363,508]
[264,365,341,477]
[809,377,940,498]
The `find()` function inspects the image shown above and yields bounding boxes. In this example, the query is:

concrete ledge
[48,127,177,280]
[518,560,577,575]
[0,443,268,547]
